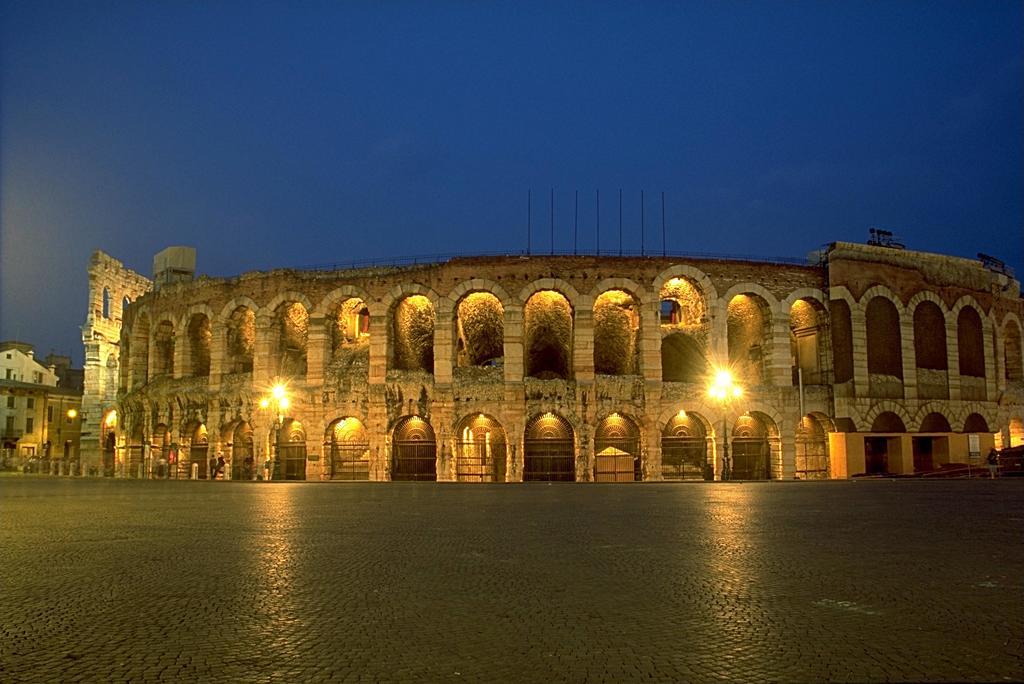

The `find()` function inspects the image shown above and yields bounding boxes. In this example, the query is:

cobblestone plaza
[2,479,1022,682]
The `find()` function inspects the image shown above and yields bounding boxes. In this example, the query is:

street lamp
[259,383,290,481]
[708,368,743,481]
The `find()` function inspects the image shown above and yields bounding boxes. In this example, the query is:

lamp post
[259,383,290,481]
[708,369,743,481]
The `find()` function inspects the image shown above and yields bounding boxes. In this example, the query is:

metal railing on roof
[275,248,813,274]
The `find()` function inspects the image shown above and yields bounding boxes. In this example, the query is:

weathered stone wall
[90,246,1024,480]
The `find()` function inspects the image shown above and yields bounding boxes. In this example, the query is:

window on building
[6,396,14,408]
[5,369,12,379]
[27,397,34,409]
[26,417,33,434]
[48,406,54,422]
[32,371,43,383]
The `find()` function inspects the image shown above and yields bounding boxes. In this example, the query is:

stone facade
[79,242,1024,481]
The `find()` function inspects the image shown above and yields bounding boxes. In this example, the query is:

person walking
[987,448,1000,479]
[216,454,226,480]
[208,454,218,480]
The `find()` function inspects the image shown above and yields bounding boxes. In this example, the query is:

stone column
[368,314,388,385]
[850,305,869,395]
[208,326,227,392]
[900,316,917,401]
[253,314,274,389]
[946,322,961,401]
[503,305,524,383]
[779,431,796,479]
[573,298,594,383]
[434,302,454,387]
[640,304,661,383]
[983,323,997,402]
[306,315,328,387]
[769,311,792,387]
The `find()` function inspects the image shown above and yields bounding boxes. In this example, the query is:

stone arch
[727,291,772,385]
[593,289,641,376]
[594,411,642,481]
[789,296,828,386]
[391,415,437,481]
[1008,416,1024,447]
[524,290,574,379]
[589,277,647,306]
[184,310,213,378]
[730,411,778,480]
[151,316,175,378]
[652,264,718,307]
[275,417,308,481]
[862,403,913,433]
[523,412,576,482]
[780,288,828,312]
[324,416,370,480]
[453,291,505,369]
[865,296,903,379]
[721,282,780,311]
[261,291,315,318]
[314,285,375,318]
[217,296,261,324]
[660,410,712,480]
[1003,316,1023,382]
[871,411,907,433]
[918,412,952,433]
[517,278,581,309]
[963,413,990,434]
[448,278,513,310]
[226,420,254,480]
[795,413,831,480]
[453,413,508,482]
[859,284,906,310]
[956,305,986,379]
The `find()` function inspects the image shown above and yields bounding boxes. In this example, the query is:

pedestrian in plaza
[208,454,218,480]
[216,454,226,480]
[263,457,272,481]
[987,448,999,479]
[243,454,254,480]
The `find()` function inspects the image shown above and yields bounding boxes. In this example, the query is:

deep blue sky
[2,1,1022,364]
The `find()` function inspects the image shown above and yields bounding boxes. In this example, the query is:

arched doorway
[326,417,370,480]
[594,413,641,481]
[731,414,771,481]
[101,411,117,477]
[455,414,507,482]
[795,415,830,480]
[661,412,710,480]
[230,422,254,480]
[127,424,145,479]
[391,416,437,481]
[276,419,307,481]
[523,413,575,482]
[152,424,170,479]
[190,424,209,479]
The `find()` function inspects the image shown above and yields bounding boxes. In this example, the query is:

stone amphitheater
[79,240,1024,482]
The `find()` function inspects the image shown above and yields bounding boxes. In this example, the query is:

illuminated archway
[325,417,370,480]
[186,313,211,377]
[226,305,255,373]
[391,295,435,373]
[730,413,772,481]
[593,290,640,376]
[275,418,307,481]
[661,411,709,480]
[188,423,210,479]
[524,291,573,379]
[795,414,829,480]
[523,412,575,481]
[454,413,507,482]
[594,412,642,481]
[229,421,254,480]
[391,416,437,481]
[727,294,771,385]
[455,293,504,369]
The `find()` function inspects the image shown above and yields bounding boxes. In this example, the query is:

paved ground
[1,478,1022,683]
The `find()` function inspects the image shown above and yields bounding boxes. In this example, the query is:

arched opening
[391,295,435,373]
[594,412,641,481]
[391,416,436,481]
[127,422,145,479]
[275,302,308,378]
[1005,320,1023,382]
[122,297,131,320]
[914,412,952,472]
[790,299,827,386]
[865,412,906,476]
[329,298,370,384]
[524,412,575,481]
[189,423,209,479]
[454,413,507,482]
[866,297,903,399]
[957,307,986,378]
[871,412,906,432]
[830,299,854,384]
[593,290,640,376]
[101,411,117,477]
[661,411,710,480]
[455,292,504,370]
[130,314,151,385]
[913,301,949,399]
[730,413,771,481]
[226,306,255,374]
[524,291,573,379]
[661,333,707,383]
[152,320,175,378]
[187,314,211,377]
[795,415,830,480]
[102,288,110,319]
[659,277,705,327]
[727,294,770,386]
[963,413,989,434]
[229,422,254,480]
[152,424,170,479]
[325,417,370,480]
[276,418,307,481]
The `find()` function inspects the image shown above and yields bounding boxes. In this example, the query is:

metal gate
[455,439,506,482]
[392,441,436,481]
[191,445,209,479]
[731,438,769,480]
[330,442,370,480]
[524,438,575,481]
[278,443,307,480]
[594,436,640,482]
[661,436,709,480]
[795,437,829,479]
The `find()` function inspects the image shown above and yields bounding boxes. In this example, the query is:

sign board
[968,434,980,462]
